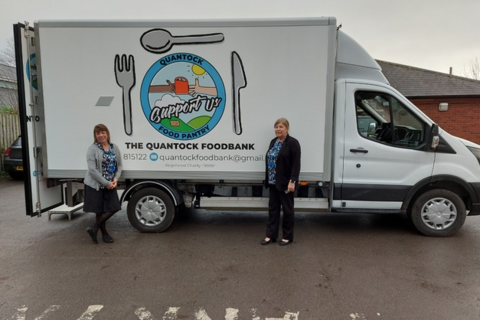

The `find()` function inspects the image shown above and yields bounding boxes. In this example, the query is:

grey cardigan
[84,143,122,191]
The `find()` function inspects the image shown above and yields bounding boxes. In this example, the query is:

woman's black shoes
[261,238,276,245]
[86,227,98,244]
[261,238,291,246]
[102,234,114,243]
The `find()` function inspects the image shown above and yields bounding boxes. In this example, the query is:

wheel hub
[421,198,457,230]
[135,196,166,226]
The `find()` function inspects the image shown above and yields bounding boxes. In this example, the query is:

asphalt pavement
[1,179,480,319]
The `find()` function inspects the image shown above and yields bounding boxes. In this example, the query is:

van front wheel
[410,189,466,237]
[127,188,175,233]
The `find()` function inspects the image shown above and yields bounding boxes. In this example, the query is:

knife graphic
[231,51,247,135]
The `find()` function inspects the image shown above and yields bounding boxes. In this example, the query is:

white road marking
[12,305,28,320]
[266,311,300,320]
[250,308,261,320]
[194,308,212,320]
[163,307,181,320]
[10,305,61,320]
[350,313,367,320]
[34,305,61,320]
[225,308,239,320]
[7,305,301,319]
[77,305,104,320]
[135,307,154,320]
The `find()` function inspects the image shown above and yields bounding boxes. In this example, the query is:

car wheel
[410,189,466,237]
[8,171,24,180]
[127,188,175,233]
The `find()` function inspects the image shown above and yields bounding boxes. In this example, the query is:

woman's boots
[86,211,117,244]
[99,223,114,243]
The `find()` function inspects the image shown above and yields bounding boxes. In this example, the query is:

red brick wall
[410,97,480,145]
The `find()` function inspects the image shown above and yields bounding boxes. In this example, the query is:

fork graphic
[115,54,136,136]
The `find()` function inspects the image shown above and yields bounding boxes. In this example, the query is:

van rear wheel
[127,188,175,233]
[410,189,466,237]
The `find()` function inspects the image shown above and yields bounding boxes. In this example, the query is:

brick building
[378,60,480,144]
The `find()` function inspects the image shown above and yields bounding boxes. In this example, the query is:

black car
[3,136,24,179]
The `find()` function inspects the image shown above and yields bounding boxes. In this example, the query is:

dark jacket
[264,135,301,191]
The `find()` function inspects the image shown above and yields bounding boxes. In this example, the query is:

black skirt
[83,185,121,214]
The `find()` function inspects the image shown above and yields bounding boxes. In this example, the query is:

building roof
[0,63,16,82]
[0,63,17,90]
[0,63,16,90]
[377,60,480,98]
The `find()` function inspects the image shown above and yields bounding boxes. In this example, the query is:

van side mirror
[428,124,440,150]
[367,122,377,136]
[431,136,440,149]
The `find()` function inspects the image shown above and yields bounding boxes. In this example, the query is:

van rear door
[14,23,63,216]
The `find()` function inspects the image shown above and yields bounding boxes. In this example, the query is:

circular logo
[141,53,226,141]
[149,152,159,161]
[26,53,38,90]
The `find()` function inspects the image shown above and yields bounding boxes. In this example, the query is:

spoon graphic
[140,28,224,54]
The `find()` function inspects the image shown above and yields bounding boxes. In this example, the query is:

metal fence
[0,112,20,171]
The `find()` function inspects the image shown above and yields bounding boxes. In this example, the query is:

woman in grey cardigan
[85,124,122,244]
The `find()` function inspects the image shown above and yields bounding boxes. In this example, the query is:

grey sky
[1,0,479,76]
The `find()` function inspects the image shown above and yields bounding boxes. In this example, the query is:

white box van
[14,17,480,236]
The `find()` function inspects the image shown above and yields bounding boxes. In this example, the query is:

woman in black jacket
[262,118,301,246]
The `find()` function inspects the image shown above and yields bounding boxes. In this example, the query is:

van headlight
[467,146,480,165]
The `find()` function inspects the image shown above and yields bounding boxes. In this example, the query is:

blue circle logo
[26,54,38,90]
[140,53,226,141]
[150,153,159,161]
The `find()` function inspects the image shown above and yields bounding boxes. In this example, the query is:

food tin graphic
[174,76,189,95]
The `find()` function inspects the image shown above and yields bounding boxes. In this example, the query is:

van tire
[410,189,466,237]
[127,188,175,233]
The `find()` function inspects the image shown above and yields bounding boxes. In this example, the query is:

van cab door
[332,80,435,210]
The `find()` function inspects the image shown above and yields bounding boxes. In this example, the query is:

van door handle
[350,148,368,153]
